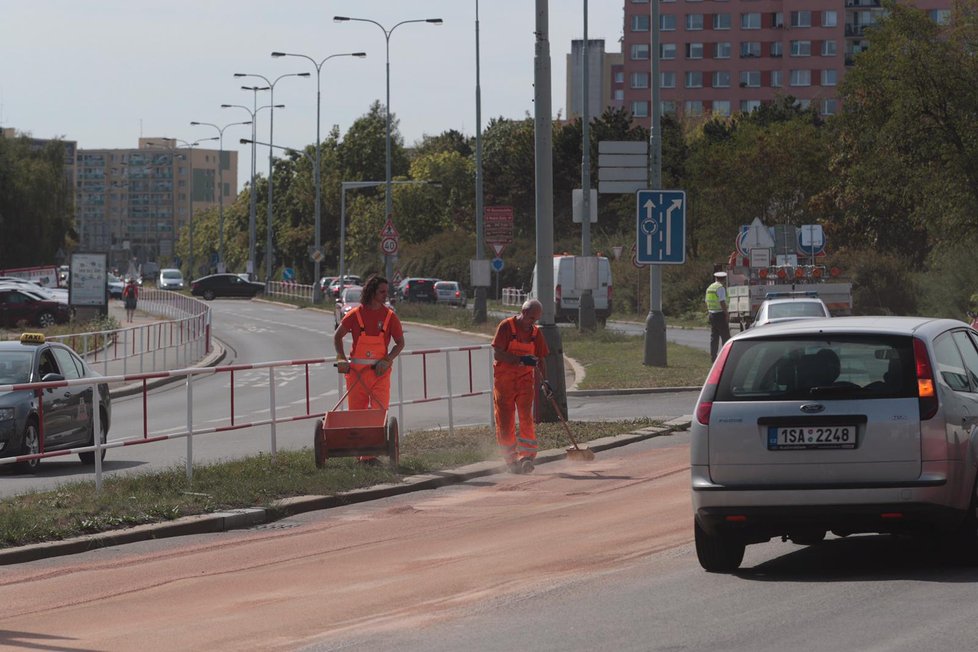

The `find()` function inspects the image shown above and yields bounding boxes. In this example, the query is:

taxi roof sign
[20,332,46,344]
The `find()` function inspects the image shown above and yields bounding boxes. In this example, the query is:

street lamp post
[270,50,366,303]
[334,14,443,281]
[189,120,251,273]
[234,71,310,282]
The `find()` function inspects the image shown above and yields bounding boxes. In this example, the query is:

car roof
[760,297,826,307]
[734,315,967,340]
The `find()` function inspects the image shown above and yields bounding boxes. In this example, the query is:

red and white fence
[265,280,316,302]
[0,343,495,491]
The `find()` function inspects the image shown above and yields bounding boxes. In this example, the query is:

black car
[190,274,265,300]
[0,288,72,328]
[0,333,111,472]
[396,277,438,303]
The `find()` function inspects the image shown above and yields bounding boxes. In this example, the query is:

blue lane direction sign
[636,190,686,264]
[491,257,505,272]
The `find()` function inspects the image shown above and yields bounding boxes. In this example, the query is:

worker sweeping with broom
[492,298,550,474]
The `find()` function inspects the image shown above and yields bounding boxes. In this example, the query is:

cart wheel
[386,416,399,472]
[313,419,326,469]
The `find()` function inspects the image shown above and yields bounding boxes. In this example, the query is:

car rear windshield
[715,334,916,401]
[767,302,826,319]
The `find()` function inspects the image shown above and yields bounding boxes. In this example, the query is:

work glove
[335,360,351,374]
[374,359,392,376]
[541,380,554,399]
[519,355,538,367]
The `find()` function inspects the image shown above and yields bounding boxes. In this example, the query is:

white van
[530,255,613,324]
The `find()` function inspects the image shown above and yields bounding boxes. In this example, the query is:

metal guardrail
[265,280,317,302]
[501,288,527,306]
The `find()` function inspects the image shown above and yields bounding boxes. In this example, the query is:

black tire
[203,290,216,301]
[79,409,108,464]
[694,520,745,573]
[15,420,40,474]
[37,312,55,328]
[313,419,326,469]
[386,416,399,472]
[946,481,978,564]
[789,530,826,546]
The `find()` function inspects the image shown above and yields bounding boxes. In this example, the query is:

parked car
[328,275,362,299]
[691,315,978,572]
[434,281,467,307]
[334,285,364,329]
[751,292,831,328]
[0,332,111,472]
[0,288,72,328]
[190,274,264,300]
[106,273,125,299]
[396,277,438,303]
[319,276,338,295]
[157,268,185,291]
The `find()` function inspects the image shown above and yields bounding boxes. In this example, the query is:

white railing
[265,280,316,302]
[502,287,527,306]
[0,344,495,491]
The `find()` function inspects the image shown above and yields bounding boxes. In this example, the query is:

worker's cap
[713,271,727,278]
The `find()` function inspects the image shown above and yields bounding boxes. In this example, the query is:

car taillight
[695,340,732,425]
[455,290,460,298]
[555,284,562,302]
[913,337,939,420]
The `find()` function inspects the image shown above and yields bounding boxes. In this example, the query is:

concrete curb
[107,338,228,399]
[0,415,693,565]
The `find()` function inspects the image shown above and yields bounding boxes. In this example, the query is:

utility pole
[644,0,667,366]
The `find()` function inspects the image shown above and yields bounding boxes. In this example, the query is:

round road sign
[381,237,399,255]
[491,257,505,272]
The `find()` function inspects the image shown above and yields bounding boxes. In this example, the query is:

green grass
[0,418,661,548]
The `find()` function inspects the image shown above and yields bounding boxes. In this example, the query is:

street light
[234,71,310,282]
[189,120,251,273]
[334,15,443,281]
[270,50,366,303]
[146,137,217,277]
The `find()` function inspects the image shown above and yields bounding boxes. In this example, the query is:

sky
[2,0,625,189]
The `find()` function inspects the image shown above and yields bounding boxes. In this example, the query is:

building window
[822,10,838,27]
[632,14,650,31]
[631,72,650,88]
[713,71,731,87]
[615,71,625,83]
[741,99,761,113]
[821,69,838,86]
[791,40,811,57]
[821,98,838,115]
[631,44,650,60]
[742,12,761,29]
[687,42,704,59]
[631,0,650,3]
[791,11,812,28]
[712,100,732,116]
[797,98,812,109]
[714,13,732,30]
[790,69,811,86]
[771,70,783,87]
[686,71,704,88]
[772,12,784,28]
[661,14,677,31]
[930,9,951,24]
[685,100,704,117]
[822,40,837,56]
[740,70,761,87]
[686,14,704,30]
[741,41,761,58]
[771,41,783,57]
[661,71,677,88]
[632,101,649,117]
[715,41,732,58]
[662,101,677,114]
[661,43,677,60]
[614,89,624,100]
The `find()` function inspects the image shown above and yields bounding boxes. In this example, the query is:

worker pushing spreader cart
[316,275,405,470]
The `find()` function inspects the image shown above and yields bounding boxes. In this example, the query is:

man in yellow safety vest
[705,271,730,361]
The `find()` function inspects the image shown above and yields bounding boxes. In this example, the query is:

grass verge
[0,418,660,548]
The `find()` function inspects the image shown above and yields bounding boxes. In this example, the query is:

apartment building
[75,139,237,271]
[619,0,952,126]
[566,39,625,120]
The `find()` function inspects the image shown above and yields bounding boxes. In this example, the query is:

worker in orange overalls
[334,274,405,462]
[492,298,550,474]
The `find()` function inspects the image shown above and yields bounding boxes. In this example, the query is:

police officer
[705,271,730,361]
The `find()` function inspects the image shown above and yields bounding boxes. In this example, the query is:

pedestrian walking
[705,270,730,361]
[492,298,550,474]
[333,274,405,463]
[122,277,139,323]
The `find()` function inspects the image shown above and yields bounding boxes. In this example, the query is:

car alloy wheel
[37,312,55,328]
[203,290,216,301]
[16,421,40,473]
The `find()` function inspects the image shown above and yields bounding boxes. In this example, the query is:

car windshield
[715,334,916,401]
[0,351,33,383]
[767,302,826,319]
[343,289,362,303]
[162,271,182,279]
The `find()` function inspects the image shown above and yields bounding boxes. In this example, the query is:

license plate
[767,425,858,450]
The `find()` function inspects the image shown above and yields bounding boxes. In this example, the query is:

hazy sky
[2,0,624,188]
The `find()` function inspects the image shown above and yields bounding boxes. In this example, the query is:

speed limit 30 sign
[380,237,399,255]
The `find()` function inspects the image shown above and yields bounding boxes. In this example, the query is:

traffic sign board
[484,205,514,245]
[636,190,686,264]
[379,218,399,239]
[491,257,505,272]
[392,269,402,285]
[490,243,506,257]
[380,237,399,255]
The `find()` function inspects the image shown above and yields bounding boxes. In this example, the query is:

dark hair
[361,274,389,306]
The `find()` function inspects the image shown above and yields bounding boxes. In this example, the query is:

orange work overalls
[493,317,539,464]
[346,306,394,410]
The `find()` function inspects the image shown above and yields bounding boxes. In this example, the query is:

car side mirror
[41,373,65,383]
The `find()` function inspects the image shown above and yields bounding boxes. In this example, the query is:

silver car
[434,281,467,307]
[752,293,830,328]
[691,316,978,572]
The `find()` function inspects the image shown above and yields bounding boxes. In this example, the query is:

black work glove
[520,355,538,367]
[541,380,554,398]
